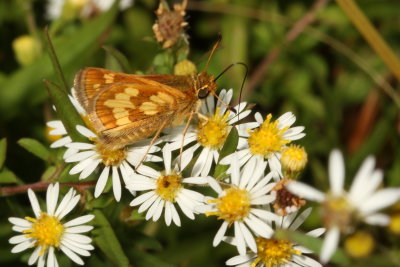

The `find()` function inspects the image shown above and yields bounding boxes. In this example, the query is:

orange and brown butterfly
[73,42,220,150]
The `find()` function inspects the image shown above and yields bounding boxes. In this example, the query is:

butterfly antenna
[213,62,248,116]
[204,35,222,72]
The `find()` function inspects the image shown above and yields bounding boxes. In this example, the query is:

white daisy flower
[166,89,256,177]
[46,0,133,20]
[226,208,325,267]
[220,112,305,179]
[9,183,94,267]
[197,154,279,255]
[127,144,208,226]
[287,149,400,263]
[47,88,86,159]
[65,125,162,201]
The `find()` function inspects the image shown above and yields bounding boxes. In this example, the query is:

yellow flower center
[23,213,64,255]
[207,187,251,224]
[95,141,127,166]
[155,172,183,202]
[248,114,290,158]
[389,213,400,234]
[251,237,301,267]
[281,145,308,176]
[45,126,62,143]
[196,107,230,149]
[323,194,354,232]
[344,231,374,258]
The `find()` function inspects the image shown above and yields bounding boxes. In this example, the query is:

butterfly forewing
[74,67,200,149]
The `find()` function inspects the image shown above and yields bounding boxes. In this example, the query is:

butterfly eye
[198,87,209,99]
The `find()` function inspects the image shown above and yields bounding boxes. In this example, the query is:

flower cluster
[12,82,400,266]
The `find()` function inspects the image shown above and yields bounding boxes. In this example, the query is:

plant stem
[335,0,400,83]
[0,181,96,196]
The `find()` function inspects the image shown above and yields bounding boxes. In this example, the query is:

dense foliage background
[0,0,399,266]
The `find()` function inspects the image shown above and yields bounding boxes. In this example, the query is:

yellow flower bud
[389,213,400,234]
[12,35,41,66]
[344,231,374,258]
[174,60,197,76]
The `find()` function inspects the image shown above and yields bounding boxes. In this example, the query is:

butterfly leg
[178,110,195,170]
[136,120,168,170]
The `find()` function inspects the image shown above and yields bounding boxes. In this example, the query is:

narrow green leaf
[103,45,132,73]
[92,209,129,267]
[213,127,239,179]
[0,4,119,119]
[45,80,86,142]
[18,138,51,161]
[275,229,351,265]
[0,138,6,169]
[130,248,175,267]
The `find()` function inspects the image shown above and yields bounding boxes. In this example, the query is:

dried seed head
[152,0,188,48]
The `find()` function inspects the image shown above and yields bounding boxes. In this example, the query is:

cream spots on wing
[115,93,130,100]
[125,87,139,96]
[150,92,174,105]
[113,108,129,119]
[116,117,131,125]
[139,101,159,115]
[93,83,101,89]
[104,73,115,83]
[104,99,135,109]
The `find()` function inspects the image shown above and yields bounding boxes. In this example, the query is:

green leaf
[18,138,51,161]
[0,138,6,169]
[45,80,86,142]
[275,229,351,265]
[0,168,20,184]
[0,4,119,119]
[213,127,239,179]
[130,248,175,267]
[92,209,129,267]
[103,45,132,73]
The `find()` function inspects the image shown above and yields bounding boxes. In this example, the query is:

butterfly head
[196,71,217,99]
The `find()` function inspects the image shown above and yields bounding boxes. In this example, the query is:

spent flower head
[152,0,188,48]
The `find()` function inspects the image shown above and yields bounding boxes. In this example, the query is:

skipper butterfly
[74,42,221,150]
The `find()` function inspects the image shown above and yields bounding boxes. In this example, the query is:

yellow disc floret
[248,114,290,158]
[45,126,62,143]
[207,187,251,224]
[24,213,64,255]
[323,194,354,232]
[95,141,127,166]
[155,172,183,202]
[252,237,301,267]
[197,107,230,149]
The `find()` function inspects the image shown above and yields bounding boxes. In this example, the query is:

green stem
[335,0,400,83]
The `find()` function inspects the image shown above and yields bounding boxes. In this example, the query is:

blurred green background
[0,0,399,266]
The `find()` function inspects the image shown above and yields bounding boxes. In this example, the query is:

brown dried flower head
[152,0,188,49]
[271,178,306,216]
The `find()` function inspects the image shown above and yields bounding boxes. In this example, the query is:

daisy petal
[213,221,229,247]
[329,150,344,196]
[320,227,340,263]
